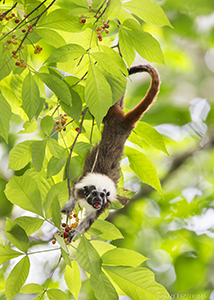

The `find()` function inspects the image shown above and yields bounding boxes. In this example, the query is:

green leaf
[5,218,30,253]
[134,122,169,154]
[0,94,11,143]
[51,198,61,230]
[31,139,47,172]
[36,73,71,105]
[91,52,123,77]
[60,85,83,120]
[48,138,66,159]
[85,61,112,128]
[102,248,147,266]
[61,248,72,267]
[90,271,118,300]
[125,147,162,194]
[4,174,43,216]
[22,72,40,120]
[54,234,69,254]
[8,140,33,171]
[102,70,126,105]
[0,244,22,265]
[118,27,136,67]
[76,235,102,278]
[100,45,129,76]
[64,261,81,300]
[18,120,38,134]
[47,289,70,300]
[90,241,116,256]
[38,9,83,32]
[45,44,86,63]
[25,168,53,204]
[14,216,44,236]
[91,219,124,241]
[33,294,45,300]
[40,115,54,136]
[123,0,172,27]
[36,28,66,47]
[47,151,67,178]
[5,256,30,300]
[105,0,121,19]
[20,283,44,294]
[45,181,68,218]
[122,19,164,63]
[105,266,171,300]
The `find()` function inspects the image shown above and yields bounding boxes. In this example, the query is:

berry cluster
[34,44,43,54]
[52,211,80,245]
[96,23,109,42]
[2,11,42,67]
[0,11,16,22]
[55,113,67,132]
[79,14,86,24]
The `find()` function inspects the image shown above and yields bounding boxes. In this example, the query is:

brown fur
[80,64,160,190]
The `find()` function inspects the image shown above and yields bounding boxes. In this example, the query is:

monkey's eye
[91,191,97,197]
[106,191,110,197]
[100,192,105,198]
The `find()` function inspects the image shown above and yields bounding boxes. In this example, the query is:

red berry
[15,19,19,23]
[7,40,11,44]
[64,231,69,237]
[56,120,60,124]
[65,227,70,232]
[55,126,60,130]
[22,29,26,33]
[97,26,102,31]
[63,127,66,131]
[12,34,16,39]
[98,34,102,39]
[104,23,109,28]
[105,29,109,34]
[12,50,17,55]
[62,223,66,227]
[73,214,77,218]
[75,127,79,132]
[58,233,61,235]
[82,18,86,23]
[11,13,15,17]
[15,62,20,66]
[52,240,56,244]
[64,113,67,116]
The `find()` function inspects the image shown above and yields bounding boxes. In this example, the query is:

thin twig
[67,108,89,197]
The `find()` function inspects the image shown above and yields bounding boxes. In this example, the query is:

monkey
[61,64,160,242]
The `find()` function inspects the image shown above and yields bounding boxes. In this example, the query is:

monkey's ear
[116,195,130,206]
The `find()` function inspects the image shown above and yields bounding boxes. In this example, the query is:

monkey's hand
[67,214,97,242]
[61,197,76,214]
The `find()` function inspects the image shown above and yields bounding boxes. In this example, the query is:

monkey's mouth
[93,202,102,209]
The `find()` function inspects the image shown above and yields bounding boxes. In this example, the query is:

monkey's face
[83,185,110,210]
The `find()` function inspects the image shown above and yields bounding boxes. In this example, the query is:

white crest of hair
[75,172,117,202]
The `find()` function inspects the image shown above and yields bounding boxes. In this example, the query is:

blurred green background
[1,0,214,299]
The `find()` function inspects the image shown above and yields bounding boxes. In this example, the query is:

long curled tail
[123,64,160,127]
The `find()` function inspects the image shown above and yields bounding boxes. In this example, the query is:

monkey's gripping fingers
[61,197,76,214]
[68,230,76,242]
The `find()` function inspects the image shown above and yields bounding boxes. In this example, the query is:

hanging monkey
[61,64,160,242]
